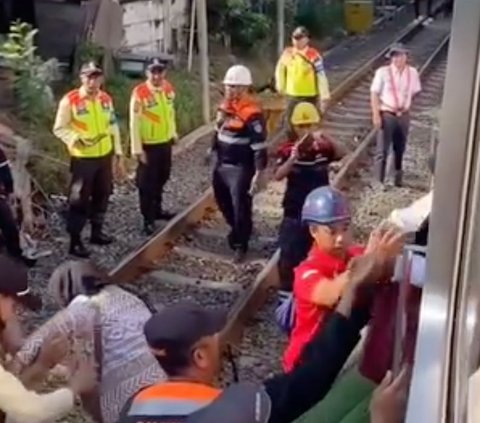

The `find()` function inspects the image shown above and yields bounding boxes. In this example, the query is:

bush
[0,21,57,126]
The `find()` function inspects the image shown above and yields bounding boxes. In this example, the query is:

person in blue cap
[283,186,403,372]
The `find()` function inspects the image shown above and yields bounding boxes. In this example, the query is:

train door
[406,0,480,421]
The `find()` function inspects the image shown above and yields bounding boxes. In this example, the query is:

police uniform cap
[144,302,228,358]
[147,57,168,72]
[80,62,103,76]
[292,26,310,39]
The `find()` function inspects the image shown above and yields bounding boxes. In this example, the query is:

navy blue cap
[144,302,227,357]
[187,382,271,423]
[147,57,168,71]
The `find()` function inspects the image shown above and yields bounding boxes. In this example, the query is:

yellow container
[344,0,374,34]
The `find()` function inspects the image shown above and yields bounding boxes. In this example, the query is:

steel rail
[220,33,451,349]
[108,19,446,353]
[109,18,426,283]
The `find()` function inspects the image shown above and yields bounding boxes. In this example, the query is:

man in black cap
[275,26,331,130]
[371,43,422,188]
[53,62,124,257]
[118,239,404,423]
[130,57,177,235]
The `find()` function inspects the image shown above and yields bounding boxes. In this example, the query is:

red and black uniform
[276,134,337,292]
[0,147,22,258]
[212,96,267,253]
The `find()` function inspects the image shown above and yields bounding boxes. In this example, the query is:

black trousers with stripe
[212,163,255,252]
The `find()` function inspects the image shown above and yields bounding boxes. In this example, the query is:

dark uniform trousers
[375,112,410,183]
[0,196,22,257]
[278,216,312,292]
[212,163,254,252]
[67,155,113,237]
[136,142,172,224]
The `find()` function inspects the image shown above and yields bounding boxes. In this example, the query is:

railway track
[103,18,451,385]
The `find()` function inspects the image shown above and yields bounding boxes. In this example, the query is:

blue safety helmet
[301,186,351,225]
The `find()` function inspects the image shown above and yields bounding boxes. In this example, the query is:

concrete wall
[121,0,189,53]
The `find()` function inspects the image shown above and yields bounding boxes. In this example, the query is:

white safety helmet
[223,65,253,86]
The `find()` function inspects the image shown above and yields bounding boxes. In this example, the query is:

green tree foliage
[0,21,56,126]
[207,0,344,51]
[208,0,272,50]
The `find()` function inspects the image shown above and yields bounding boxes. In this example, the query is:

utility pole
[277,0,285,57]
[197,0,210,123]
[187,0,197,72]
[164,0,172,53]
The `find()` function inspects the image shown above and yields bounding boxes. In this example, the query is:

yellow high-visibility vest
[133,81,176,144]
[276,47,329,98]
[66,89,115,158]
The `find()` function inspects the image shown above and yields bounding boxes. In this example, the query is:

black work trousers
[278,216,312,292]
[375,112,410,183]
[67,155,113,236]
[136,142,172,224]
[212,164,255,252]
[0,196,22,257]
[414,0,433,17]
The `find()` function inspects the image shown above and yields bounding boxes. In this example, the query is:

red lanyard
[389,65,411,112]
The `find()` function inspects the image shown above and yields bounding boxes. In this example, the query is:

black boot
[155,210,176,220]
[394,170,403,187]
[233,248,247,264]
[90,225,114,245]
[69,236,90,258]
[143,220,156,236]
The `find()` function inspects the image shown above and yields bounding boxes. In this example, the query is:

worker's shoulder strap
[98,90,113,104]
[304,47,321,61]
[120,382,221,421]
[134,82,152,99]
[66,89,81,104]
[162,79,175,96]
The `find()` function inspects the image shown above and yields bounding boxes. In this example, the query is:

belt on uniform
[381,110,410,117]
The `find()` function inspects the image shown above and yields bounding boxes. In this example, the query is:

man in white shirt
[370,43,422,188]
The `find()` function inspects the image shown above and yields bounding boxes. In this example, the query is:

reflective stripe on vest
[127,382,221,418]
[67,89,114,158]
[135,81,175,144]
[282,47,319,97]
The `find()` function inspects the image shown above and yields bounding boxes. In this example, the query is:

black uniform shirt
[276,136,336,218]
[212,97,267,171]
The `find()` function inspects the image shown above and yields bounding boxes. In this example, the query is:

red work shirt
[283,244,365,372]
